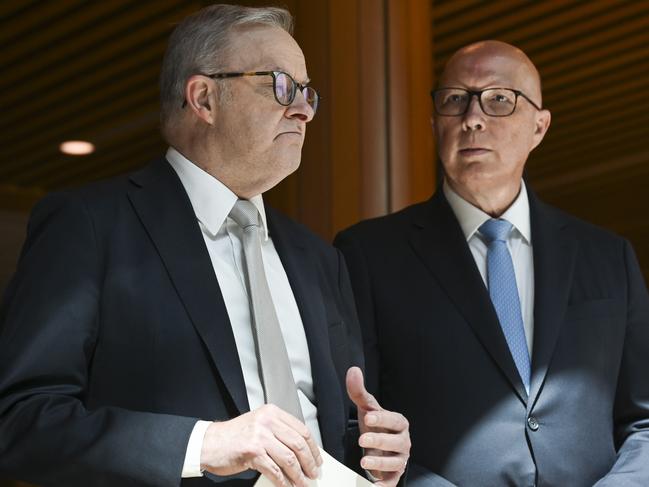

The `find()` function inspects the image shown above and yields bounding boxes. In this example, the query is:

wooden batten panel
[387,0,435,212]
[328,0,362,235]
[358,0,389,219]
[280,0,435,238]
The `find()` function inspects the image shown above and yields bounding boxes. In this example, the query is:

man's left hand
[346,366,411,487]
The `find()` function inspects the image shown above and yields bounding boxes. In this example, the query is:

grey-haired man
[0,5,410,487]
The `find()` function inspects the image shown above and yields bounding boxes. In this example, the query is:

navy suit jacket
[335,189,649,487]
[0,159,363,486]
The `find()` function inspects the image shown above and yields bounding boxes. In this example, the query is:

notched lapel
[408,193,528,403]
[267,210,346,460]
[528,197,577,408]
[127,160,250,414]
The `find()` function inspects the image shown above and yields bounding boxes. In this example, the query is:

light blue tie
[479,218,531,393]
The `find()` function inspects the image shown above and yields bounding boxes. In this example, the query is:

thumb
[346,366,380,412]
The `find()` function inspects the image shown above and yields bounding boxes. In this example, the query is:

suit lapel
[127,159,250,414]
[527,193,577,408]
[408,192,528,403]
[267,208,345,459]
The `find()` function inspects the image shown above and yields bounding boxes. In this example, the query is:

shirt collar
[443,179,531,244]
[165,147,269,240]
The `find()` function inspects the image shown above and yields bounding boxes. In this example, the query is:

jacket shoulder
[266,206,339,257]
[336,199,432,241]
[536,200,627,248]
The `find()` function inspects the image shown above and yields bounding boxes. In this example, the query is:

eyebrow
[267,66,310,85]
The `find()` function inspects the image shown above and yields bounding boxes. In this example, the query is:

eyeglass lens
[434,88,517,116]
[274,72,319,113]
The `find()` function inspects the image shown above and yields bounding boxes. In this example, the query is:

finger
[266,439,310,487]
[249,453,292,487]
[363,410,409,433]
[359,432,411,454]
[273,421,320,479]
[361,454,408,473]
[346,366,381,412]
[374,472,403,487]
[278,411,322,468]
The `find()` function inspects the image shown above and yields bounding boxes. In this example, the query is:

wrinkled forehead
[440,49,541,100]
[224,25,308,78]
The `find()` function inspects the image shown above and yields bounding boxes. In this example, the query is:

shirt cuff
[181,420,212,478]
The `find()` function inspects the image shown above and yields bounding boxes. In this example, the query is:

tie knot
[479,218,513,243]
[229,200,259,229]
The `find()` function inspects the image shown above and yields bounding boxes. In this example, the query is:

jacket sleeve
[594,239,649,486]
[0,193,197,487]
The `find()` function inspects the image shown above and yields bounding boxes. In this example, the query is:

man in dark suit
[335,40,649,486]
[0,5,410,487]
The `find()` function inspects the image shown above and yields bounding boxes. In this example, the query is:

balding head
[432,40,551,216]
[440,40,543,107]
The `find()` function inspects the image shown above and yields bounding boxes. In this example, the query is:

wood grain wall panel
[328,0,363,234]
[387,0,436,212]
[358,0,389,218]
[265,0,434,238]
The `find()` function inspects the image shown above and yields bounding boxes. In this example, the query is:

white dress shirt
[165,147,323,477]
[443,181,535,356]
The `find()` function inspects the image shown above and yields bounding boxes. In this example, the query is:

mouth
[274,131,303,140]
[459,147,491,156]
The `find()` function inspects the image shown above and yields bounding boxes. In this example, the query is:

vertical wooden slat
[358,0,389,219]
[387,0,436,212]
[328,0,363,234]
[269,0,436,239]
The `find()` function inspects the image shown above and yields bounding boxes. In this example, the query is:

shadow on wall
[0,210,29,298]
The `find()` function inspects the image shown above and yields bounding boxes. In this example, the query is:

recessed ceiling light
[60,140,95,155]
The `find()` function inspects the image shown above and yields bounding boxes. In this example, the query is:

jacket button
[527,416,539,431]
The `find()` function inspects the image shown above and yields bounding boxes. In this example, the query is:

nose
[462,94,485,132]
[285,89,315,123]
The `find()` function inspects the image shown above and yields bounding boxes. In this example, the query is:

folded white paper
[254,447,373,487]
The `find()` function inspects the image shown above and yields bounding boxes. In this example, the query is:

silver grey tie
[229,199,304,421]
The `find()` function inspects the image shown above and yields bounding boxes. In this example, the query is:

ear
[184,75,218,125]
[531,108,551,150]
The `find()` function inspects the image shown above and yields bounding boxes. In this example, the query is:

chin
[266,159,302,188]
[282,152,302,173]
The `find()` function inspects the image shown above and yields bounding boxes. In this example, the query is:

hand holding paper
[200,404,322,487]
[255,448,374,487]
[346,367,411,487]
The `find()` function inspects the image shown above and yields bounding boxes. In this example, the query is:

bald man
[335,41,649,486]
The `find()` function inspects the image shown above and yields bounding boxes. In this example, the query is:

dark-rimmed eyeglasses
[201,70,319,113]
[431,87,541,117]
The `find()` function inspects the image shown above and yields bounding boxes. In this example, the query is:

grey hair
[159,4,294,139]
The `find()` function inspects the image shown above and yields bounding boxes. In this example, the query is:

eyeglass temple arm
[207,71,275,79]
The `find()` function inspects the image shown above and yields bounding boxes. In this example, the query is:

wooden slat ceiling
[433,0,649,278]
[0,0,648,275]
[0,0,203,195]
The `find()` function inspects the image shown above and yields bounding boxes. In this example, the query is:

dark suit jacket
[334,189,649,487]
[0,159,363,487]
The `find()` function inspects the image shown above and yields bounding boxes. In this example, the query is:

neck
[171,140,263,200]
[448,179,522,217]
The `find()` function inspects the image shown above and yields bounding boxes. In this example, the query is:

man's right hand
[200,404,322,487]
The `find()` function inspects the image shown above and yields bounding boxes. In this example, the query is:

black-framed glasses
[205,70,319,113]
[431,87,541,117]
